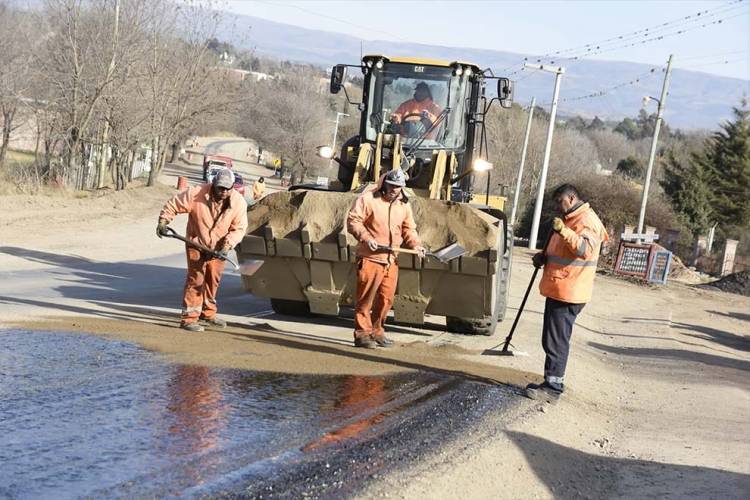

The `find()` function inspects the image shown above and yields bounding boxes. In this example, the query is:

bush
[516,175,688,250]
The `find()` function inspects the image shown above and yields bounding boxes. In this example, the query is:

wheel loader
[237,55,515,335]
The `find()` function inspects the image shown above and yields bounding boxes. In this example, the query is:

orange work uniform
[393,98,442,138]
[347,186,420,340]
[540,202,609,304]
[252,180,265,200]
[159,184,248,325]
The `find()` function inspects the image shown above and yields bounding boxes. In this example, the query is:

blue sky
[221,0,750,80]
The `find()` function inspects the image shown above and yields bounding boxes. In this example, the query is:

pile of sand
[667,253,704,284]
[699,270,750,296]
[247,190,499,256]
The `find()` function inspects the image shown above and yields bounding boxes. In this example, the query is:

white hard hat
[384,169,407,187]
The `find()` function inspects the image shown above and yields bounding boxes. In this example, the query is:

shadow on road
[505,431,750,498]
[0,245,257,319]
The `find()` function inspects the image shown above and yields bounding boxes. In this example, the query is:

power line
[501,0,748,76]
[677,55,750,70]
[539,65,665,106]
[539,0,747,62]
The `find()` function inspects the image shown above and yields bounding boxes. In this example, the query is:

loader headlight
[375,59,384,69]
[473,158,493,172]
[366,60,373,68]
[316,145,334,159]
[454,66,463,76]
[465,67,473,77]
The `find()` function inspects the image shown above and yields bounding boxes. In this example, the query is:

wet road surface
[1,330,519,498]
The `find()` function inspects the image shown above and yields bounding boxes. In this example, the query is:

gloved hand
[552,217,565,233]
[414,246,427,258]
[367,240,380,252]
[532,252,546,269]
[216,243,233,260]
[156,219,169,238]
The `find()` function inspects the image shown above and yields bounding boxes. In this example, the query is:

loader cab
[360,56,481,156]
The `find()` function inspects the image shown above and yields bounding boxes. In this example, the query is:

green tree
[697,103,750,229]
[587,116,606,131]
[616,155,644,179]
[614,117,639,140]
[660,152,715,236]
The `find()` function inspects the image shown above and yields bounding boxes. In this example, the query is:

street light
[526,63,565,249]
[636,54,673,240]
[330,112,349,168]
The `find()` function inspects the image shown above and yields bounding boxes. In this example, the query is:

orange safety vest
[539,202,609,304]
[252,181,265,200]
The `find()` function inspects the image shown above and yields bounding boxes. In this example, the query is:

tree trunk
[0,108,15,168]
[97,121,110,189]
[147,136,159,186]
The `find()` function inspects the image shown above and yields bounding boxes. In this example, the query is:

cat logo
[414,66,425,73]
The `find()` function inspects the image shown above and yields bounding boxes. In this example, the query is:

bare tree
[0,3,36,168]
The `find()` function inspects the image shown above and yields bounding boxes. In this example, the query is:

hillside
[223,13,749,129]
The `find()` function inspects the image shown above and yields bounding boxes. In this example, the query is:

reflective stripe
[547,255,598,267]
[182,306,201,314]
[546,375,564,384]
[576,239,587,257]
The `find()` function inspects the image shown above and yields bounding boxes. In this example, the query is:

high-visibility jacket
[252,181,265,200]
[540,202,609,304]
[159,184,248,251]
[347,186,421,264]
[393,98,442,124]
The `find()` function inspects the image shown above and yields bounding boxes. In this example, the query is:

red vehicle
[202,154,233,181]
[206,166,245,196]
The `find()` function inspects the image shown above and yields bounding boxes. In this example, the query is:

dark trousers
[542,298,585,390]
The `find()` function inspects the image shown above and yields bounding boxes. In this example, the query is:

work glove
[367,240,380,252]
[552,217,565,233]
[532,252,546,269]
[156,219,169,238]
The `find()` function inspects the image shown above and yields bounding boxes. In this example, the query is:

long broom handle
[501,228,554,352]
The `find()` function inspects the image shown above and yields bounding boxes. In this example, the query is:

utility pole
[528,64,565,249]
[330,112,349,168]
[510,97,535,226]
[637,54,673,238]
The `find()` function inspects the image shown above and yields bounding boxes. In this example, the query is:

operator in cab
[390,81,443,139]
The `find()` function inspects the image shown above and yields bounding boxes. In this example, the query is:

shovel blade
[430,242,467,263]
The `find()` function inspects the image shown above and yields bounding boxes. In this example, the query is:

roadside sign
[648,250,673,285]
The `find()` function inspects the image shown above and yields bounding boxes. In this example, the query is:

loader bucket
[237,189,512,335]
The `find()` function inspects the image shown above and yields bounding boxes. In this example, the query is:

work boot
[372,335,394,347]
[202,317,227,328]
[181,322,205,332]
[354,336,377,349]
[525,381,562,403]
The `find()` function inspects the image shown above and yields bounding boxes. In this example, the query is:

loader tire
[270,298,311,316]
[446,316,494,336]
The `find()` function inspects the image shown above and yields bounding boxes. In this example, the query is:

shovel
[161,226,240,270]
[376,242,466,263]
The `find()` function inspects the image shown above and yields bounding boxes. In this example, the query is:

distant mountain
[223,13,749,130]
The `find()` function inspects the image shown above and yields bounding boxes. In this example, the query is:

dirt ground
[1,168,748,498]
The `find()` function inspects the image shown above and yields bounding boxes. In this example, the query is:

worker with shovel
[347,170,426,348]
[156,168,248,332]
[526,184,609,402]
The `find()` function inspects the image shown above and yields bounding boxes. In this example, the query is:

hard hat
[384,169,407,187]
[213,168,235,189]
